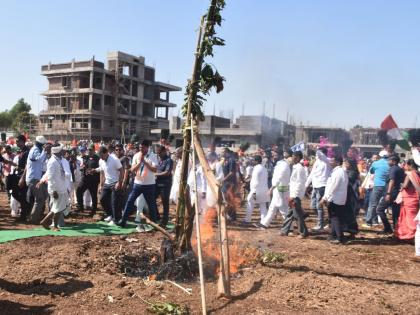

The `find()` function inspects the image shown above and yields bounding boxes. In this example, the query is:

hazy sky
[1,0,419,129]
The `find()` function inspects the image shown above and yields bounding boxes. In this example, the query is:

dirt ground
[0,191,419,315]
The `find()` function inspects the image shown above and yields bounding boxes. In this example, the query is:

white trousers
[83,190,92,207]
[10,196,20,217]
[261,190,289,227]
[245,193,267,223]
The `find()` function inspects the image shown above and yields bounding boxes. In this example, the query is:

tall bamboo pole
[192,133,230,298]
[175,15,205,251]
[190,119,207,315]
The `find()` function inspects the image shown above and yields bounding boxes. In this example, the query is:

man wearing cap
[76,143,100,216]
[25,135,48,224]
[363,150,390,228]
[40,144,70,231]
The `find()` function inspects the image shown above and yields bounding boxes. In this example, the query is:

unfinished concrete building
[38,51,181,142]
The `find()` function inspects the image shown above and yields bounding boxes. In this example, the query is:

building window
[47,120,52,129]
[155,106,167,119]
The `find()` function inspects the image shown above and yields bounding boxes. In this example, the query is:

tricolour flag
[380,114,411,151]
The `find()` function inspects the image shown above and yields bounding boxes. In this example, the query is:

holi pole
[190,119,207,315]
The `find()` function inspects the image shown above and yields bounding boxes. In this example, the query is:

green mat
[0,221,173,244]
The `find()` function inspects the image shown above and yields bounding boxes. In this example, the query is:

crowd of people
[0,134,419,259]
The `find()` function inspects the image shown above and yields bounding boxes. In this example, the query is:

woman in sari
[394,159,420,240]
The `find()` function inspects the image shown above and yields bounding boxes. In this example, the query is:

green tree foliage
[0,98,34,131]
[181,0,226,122]
[12,112,38,134]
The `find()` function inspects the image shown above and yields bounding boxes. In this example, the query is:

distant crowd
[0,135,419,259]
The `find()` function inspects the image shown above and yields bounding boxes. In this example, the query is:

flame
[193,185,253,276]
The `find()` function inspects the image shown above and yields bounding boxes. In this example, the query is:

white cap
[51,144,63,154]
[379,150,389,158]
[35,136,48,144]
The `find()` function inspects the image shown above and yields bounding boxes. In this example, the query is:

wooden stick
[165,280,192,295]
[139,213,175,241]
[191,116,207,315]
[216,200,231,298]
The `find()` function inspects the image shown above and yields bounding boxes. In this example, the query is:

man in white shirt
[305,148,331,230]
[244,155,269,225]
[319,155,348,244]
[118,140,158,227]
[96,146,124,225]
[187,156,207,220]
[206,152,224,208]
[281,151,308,237]
[259,151,292,228]
[40,144,69,231]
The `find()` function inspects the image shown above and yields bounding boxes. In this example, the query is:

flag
[291,141,305,152]
[380,115,411,151]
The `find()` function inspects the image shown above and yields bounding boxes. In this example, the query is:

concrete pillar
[102,73,106,90]
[89,71,94,110]
[88,93,93,110]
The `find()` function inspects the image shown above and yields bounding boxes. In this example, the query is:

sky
[0,0,419,129]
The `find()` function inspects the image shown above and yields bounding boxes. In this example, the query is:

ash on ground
[118,247,199,282]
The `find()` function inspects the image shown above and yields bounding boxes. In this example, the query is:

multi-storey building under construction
[38,51,181,142]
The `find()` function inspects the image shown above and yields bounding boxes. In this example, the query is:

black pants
[281,197,308,236]
[328,202,345,241]
[155,181,171,226]
[10,175,31,220]
[376,189,400,232]
[100,183,125,221]
[76,177,99,212]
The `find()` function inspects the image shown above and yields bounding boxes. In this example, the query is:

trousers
[281,197,308,236]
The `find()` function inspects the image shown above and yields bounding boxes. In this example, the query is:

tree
[0,98,32,130]
[9,98,31,119]
[0,112,12,129]
[175,0,226,253]
[12,112,38,134]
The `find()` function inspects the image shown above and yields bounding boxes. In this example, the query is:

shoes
[254,223,267,230]
[240,221,251,227]
[104,216,112,222]
[361,224,373,229]
[116,219,126,228]
[134,215,141,223]
[297,234,309,239]
[329,239,342,245]
[136,224,147,233]
[280,231,288,236]
[377,230,393,236]
[108,220,115,226]
[311,225,324,231]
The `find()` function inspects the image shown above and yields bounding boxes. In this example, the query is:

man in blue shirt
[25,136,48,224]
[363,150,390,227]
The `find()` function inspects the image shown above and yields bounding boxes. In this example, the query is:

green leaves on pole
[181,0,226,123]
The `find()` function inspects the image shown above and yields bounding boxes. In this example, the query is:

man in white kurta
[187,160,207,216]
[206,152,224,208]
[280,151,309,237]
[260,154,291,228]
[244,155,269,224]
[40,144,69,231]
